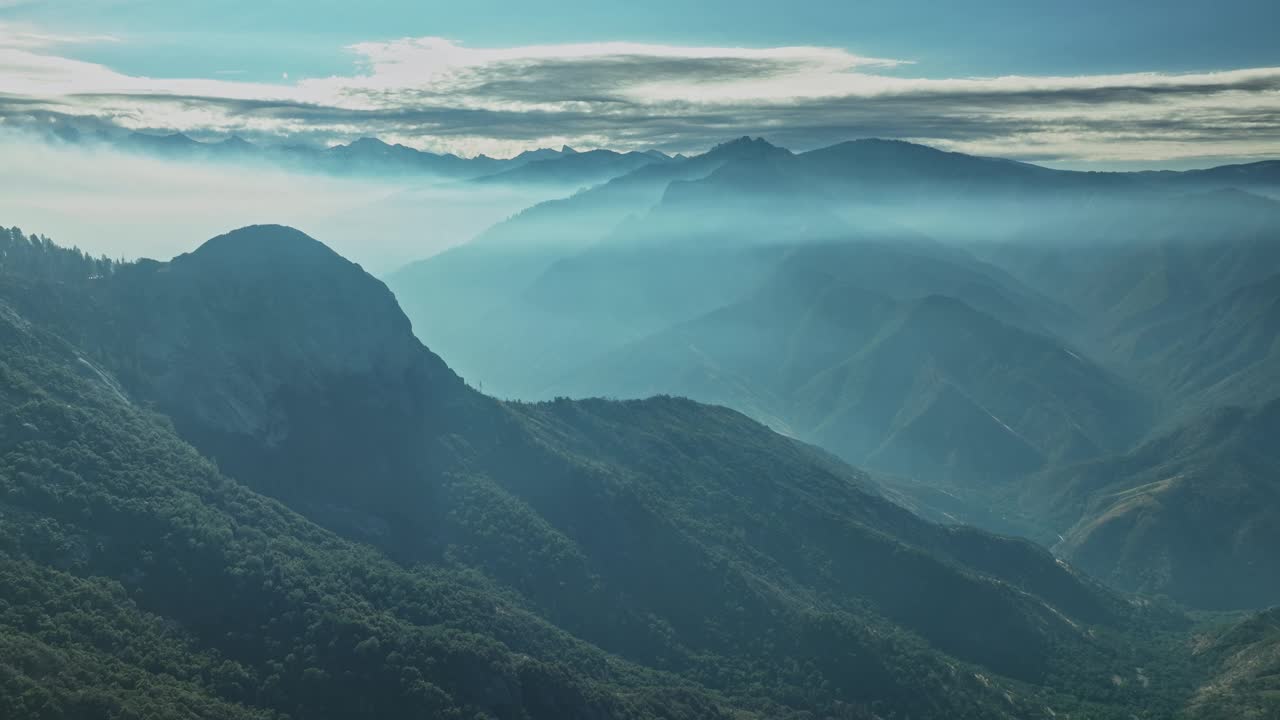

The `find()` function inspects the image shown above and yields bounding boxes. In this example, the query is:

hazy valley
[3,5,1280,717]
[0,218,1276,719]
[387,138,1280,616]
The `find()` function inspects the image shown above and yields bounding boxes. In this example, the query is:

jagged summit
[681,136,792,173]
[708,135,786,156]
[715,135,769,147]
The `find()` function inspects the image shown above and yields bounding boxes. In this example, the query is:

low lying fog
[0,135,561,274]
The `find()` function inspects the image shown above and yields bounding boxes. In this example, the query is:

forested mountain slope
[0,223,1222,719]
[1009,399,1280,610]
[1186,608,1280,719]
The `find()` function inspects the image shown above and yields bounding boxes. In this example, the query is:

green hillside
[0,223,1222,719]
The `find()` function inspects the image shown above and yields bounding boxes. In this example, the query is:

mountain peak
[711,135,776,152]
[165,225,419,358]
[183,224,341,265]
[510,145,579,163]
[701,136,791,165]
[347,136,390,149]
[119,224,463,453]
[337,137,414,157]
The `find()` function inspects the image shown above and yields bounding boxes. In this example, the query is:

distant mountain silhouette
[67,130,670,184]
[549,243,1145,488]
[475,148,670,187]
[389,136,1280,614]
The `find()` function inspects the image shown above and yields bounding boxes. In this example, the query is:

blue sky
[10,0,1279,79]
[2,0,1279,165]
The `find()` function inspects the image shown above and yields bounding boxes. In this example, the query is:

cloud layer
[2,26,1279,163]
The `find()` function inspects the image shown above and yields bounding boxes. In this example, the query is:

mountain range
[4,222,1277,718]
[33,120,673,188]
[387,136,1280,611]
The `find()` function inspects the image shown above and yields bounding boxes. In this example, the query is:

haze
[2,3,1279,720]
[0,134,561,271]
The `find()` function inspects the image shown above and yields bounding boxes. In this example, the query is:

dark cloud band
[2,37,1278,162]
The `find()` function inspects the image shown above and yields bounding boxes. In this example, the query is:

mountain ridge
[386,133,1280,615]
[0,222,1210,719]
[34,121,1280,189]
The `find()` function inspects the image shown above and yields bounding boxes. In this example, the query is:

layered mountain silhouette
[5,125,1280,717]
[475,149,672,187]
[46,128,671,187]
[389,136,1280,611]
[547,245,1145,485]
[13,223,1266,718]
[984,189,1280,412]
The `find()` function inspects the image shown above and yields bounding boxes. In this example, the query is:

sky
[1,0,1279,164]
[0,133,562,271]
